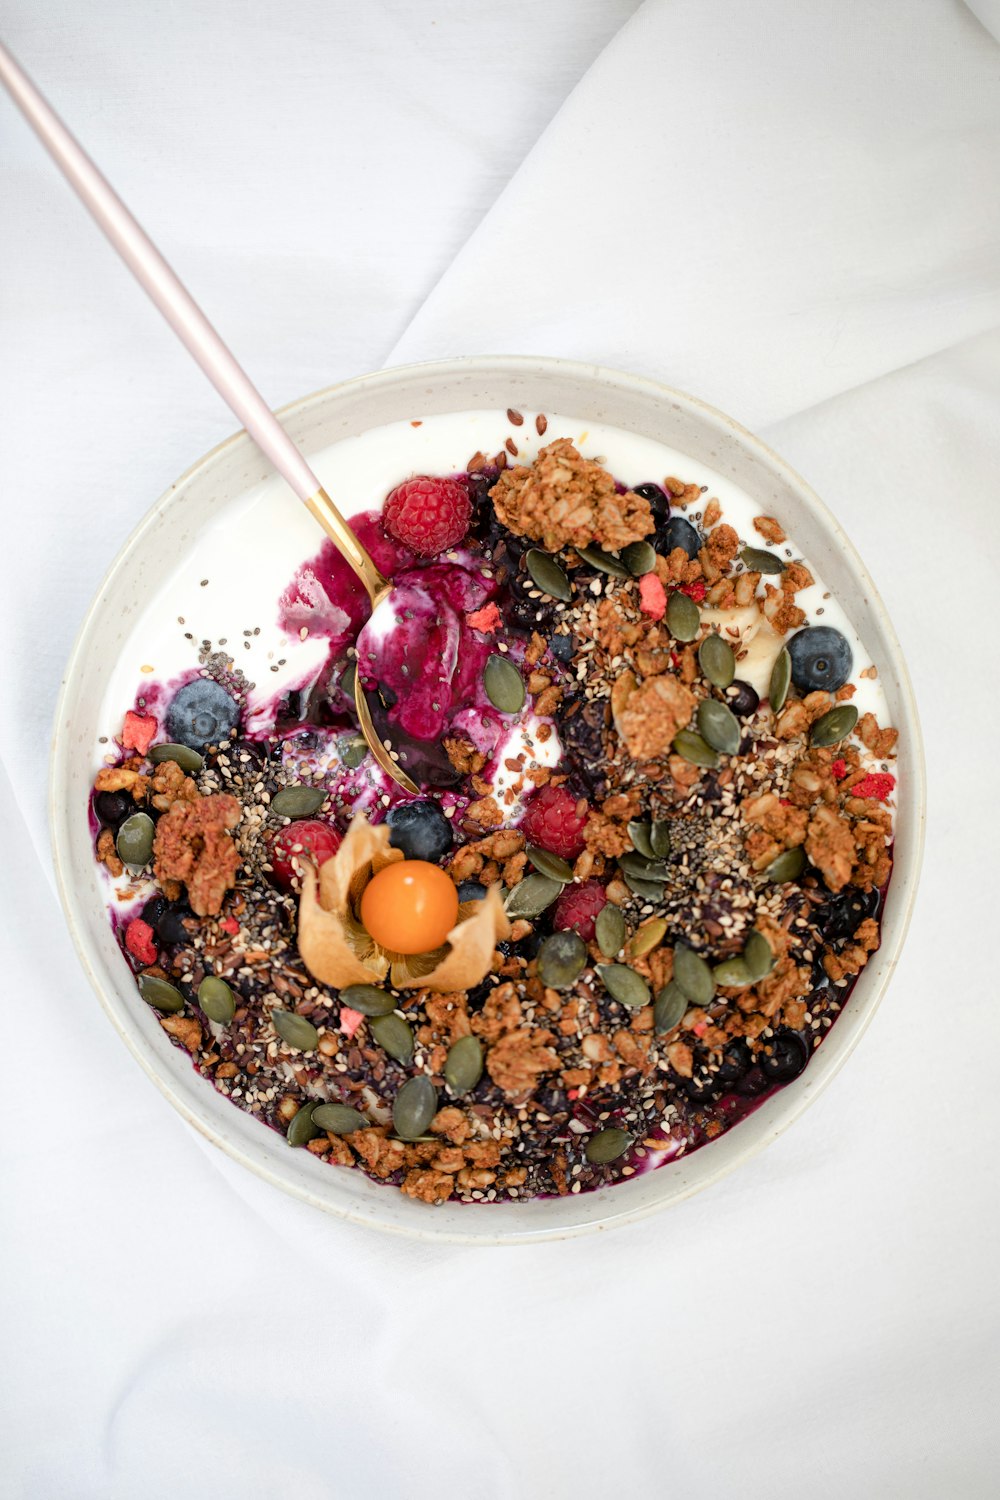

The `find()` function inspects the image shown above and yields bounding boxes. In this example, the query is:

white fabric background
[2,2,999,1496]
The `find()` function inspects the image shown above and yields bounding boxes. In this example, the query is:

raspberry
[383,476,471,558]
[269,820,342,890]
[849,772,895,802]
[466,602,502,634]
[639,574,666,619]
[122,709,158,755]
[553,880,607,942]
[519,785,589,860]
[125,918,157,966]
[679,579,706,602]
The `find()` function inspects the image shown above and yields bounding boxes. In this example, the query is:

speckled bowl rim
[49,355,926,1244]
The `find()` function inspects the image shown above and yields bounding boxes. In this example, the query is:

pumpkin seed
[116,811,154,868]
[444,1035,484,1094]
[483,654,526,714]
[577,543,628,578]
[673,944,716,1006]
[392,1075,438,1140]
[286,1102,321,1148]
[618,850,670,882]
[271,784,326,818]
[595,904,627,958]
[627,820,655,859]
[667,589,700,642]
[744,930,775,982]
[624,872,667,901]
[585,1127,633,1164]
[537,931,588,989]
[370,1012,414,1064]
[148,742,204,772]
[811,704,859,747]
[272,1009,320,1051]
[505,874,561,919]
[672,730,719,769]
[740,544,785,574]
[654,981,687,1033]
[597,964,651,1009]
[339,984,396,1017]
[622,540,657,576]
[769,648,791,711]
[697,698,741,756]
[525,845,574,884]
[650,820,671,857]
[627,917,667,959]
[766,846,805,883]
[339,659,357,702]
[337,733,368,769]
[138,973,184,1013]
[525,548,572,601]
[197,976,235,1024]
[311,1102,367,1134]
[698,632,736,689]
[713,956,754,988]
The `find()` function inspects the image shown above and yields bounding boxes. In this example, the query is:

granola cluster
[490,438,655,552]
[91,426,898,1206]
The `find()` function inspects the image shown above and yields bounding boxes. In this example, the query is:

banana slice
[701,604,785,698]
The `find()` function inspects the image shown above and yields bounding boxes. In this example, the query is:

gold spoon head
[355,678,419,797]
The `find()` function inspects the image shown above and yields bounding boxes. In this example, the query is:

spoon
[0,39,419,797]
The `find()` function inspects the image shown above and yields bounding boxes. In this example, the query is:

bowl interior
[50,356,925,1243]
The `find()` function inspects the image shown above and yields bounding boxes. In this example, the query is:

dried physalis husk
[297,813,511,993]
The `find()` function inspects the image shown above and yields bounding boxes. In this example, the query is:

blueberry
[716,1038,751,1086]
[548,632,575,664]
[456,880,487,902]
[786,626,853,693]
[633,482,670,518]
[95,790,134,829]
[143,896,194,945]
[725,680,760,719]
[735,1065,769,1097]
[684,1070,721,1102]
[141,895,168,930]
[817,885,880,941]
[657,515,701,560]
[386,800,453,862]
[166,678,240,750]
[760,1029,809,1083]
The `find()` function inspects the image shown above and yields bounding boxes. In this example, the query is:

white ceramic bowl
[50,356,925,1243]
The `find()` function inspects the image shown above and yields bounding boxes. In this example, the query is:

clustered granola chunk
[490,438,655,552]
